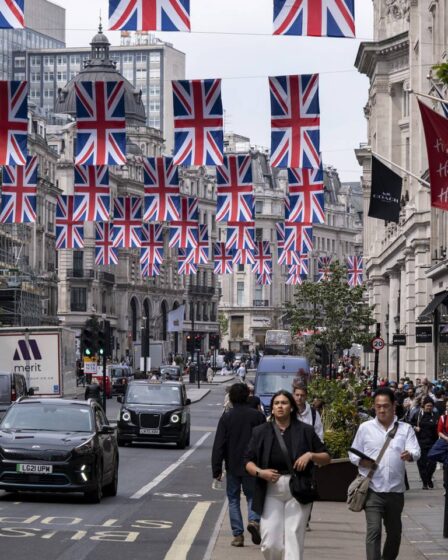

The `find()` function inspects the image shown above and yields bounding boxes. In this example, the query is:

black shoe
[247,521,261,545]
[428,480,434,489]
[422,484,428,490]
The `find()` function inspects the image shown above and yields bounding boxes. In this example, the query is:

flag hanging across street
[143,156,180,221]
[0,156,38,223]
[225,221,255,251]
[216,154,254,222]
[56,195,84,249]
[347,255,363,287]
[178,248,197,274]
[273,0,355,38]
[140,223,164,265]
[276,222,301,265]
[289,256,309,277]
[269,74,320,169]
[286,167,325,223]
[108,0,190,32]
[256,273,272,285]
[213,242,234,274]
[317,255,332,282]
[169,196,199,248]
[368,155,402,223]
[73,165,111,222]
[95,222,118,265]
[0,0,24,29]
[172,79,224,166]
[75,81,126,166]
[167,304,186,332]
[141,261,161,277]
[0,80,28,165]
[252,241,272,275]
[186,224,209,264]
[284,221,313,253]
[418,100,448,211]
[233,248,255,266]
[112,196,142,248]
[286,271,303,285]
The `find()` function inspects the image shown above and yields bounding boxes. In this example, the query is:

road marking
[203,498,228,560]
[163,502,212,560]
[130,432,211,499]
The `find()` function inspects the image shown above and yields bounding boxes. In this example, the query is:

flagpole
[371,150,430,188]
[407,88,448,106]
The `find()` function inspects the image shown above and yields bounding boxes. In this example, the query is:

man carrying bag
[349,388,420,560]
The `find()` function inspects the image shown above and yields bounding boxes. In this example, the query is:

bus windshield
[256,372,296,394]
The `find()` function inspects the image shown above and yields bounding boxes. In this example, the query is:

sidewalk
[210,463,448,560]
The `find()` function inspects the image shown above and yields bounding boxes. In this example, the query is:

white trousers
[260,475,312,560]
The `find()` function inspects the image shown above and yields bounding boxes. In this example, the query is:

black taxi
[117,380,191,449]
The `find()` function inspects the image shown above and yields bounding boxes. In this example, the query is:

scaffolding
[0,287,43,326]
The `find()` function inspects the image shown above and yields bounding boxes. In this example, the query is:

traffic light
[81,328,93,357]
[314,340,324,365]
[186,335,193,353]
[97,330,105,356]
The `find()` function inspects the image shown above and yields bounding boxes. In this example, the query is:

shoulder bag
[347,422,398,512]
[272,422,318,505]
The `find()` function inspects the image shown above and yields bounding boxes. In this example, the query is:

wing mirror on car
[186,398,191,405]
[117,396,123,403]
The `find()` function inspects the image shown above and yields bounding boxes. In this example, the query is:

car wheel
[176,430,188,450]
[84,462,103,504]
[103,455,118,497]
[185,428,190,448]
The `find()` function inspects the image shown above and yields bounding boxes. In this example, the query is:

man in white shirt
[349,387,421,560]
[293,383,324,441]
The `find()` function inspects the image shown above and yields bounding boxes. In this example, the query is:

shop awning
[418,291,448,323]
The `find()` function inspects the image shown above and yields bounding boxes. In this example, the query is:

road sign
[83,360,97,374]
[392,334,406,346]
[371,337,385,351]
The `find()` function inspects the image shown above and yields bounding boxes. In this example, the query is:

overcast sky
[56,0,373,182]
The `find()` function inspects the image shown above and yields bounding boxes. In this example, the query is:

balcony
[188,285,215,296]
[66,269,95,279]
[99,271,115,284]
[253,299,270,307]
[70,302,87,312]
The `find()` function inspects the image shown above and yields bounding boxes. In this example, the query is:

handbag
[428,437,448,464]
[272,422,318,505]
[347,422,398,512]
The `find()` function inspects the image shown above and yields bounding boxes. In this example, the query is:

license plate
[140,428,160,435]
[16,464,53,474]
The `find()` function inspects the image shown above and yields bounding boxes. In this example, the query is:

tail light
[11,387,16,401]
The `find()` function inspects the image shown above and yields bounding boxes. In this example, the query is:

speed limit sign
[371,337,385,351]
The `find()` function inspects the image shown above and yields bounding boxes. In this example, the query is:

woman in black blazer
[245,390,330,560]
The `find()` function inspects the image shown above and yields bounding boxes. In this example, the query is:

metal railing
[66,269,95,279]
[253,299,269,307]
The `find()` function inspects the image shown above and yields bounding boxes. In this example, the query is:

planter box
[315,458,357,502]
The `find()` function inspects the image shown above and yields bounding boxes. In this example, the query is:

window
[149,67,160,78]
[255,228,263,241]
[123,54,134,63]
[15,57,25,67]
[237,282,244,306]
[31,72,40,81]
[73,250,83,272]
[255,200,264,214]
[136,53,147,62]
[70,55,81,65]
[30,56,40,66]
[43,56,54,66]
[70,288,87,312]
[44,71,54,81]
[149,84,160,96]
[149,101,160,112]
[57,55,66,65]
[57,71,66,82]
[150,52,160,63]
[44,89,54,98]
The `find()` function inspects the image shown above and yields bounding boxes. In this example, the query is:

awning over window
[418,291,448,323]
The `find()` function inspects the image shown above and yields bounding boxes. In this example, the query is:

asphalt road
[0,382,231,560]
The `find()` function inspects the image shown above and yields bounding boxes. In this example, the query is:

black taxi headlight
[121,410,131,422]
[170,413,180,423]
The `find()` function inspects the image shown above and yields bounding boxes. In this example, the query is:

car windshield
[111,368,125,378]
[126,385,182,405]
[0,404,93,432]
[160,367,179,375]
[256,373,297,394]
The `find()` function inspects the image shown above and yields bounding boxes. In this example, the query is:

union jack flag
[287,167,325,223]
[0,156,38,223]
[169,196,198,249]
[109,0,190,31]
[286,271,303,285]
[141,261,161,277]
[232,249,255,266]
[95,222,118,265]
[178,248,197,275]
[347,255,363,287]
[257,273,272,286]
[143,156,180,221]
[140,223,164,265]
[317,255,332,282]
[276,222,301,265]
[56,195,84,250]
[284,221,313,253]
[252,241,272,275]
[273,0,355,38]
[225,221,255,251]
[73,165,110,222]
[113,196,142,248]
[172,79,223,166]
[0,0,24,28]
[289,257,309,277]
[270,74,320,169]
[216,155,254,222]
[75,81,126,166]
[0,80,28,165]
[213,242,234,274]
[186,224,209,264]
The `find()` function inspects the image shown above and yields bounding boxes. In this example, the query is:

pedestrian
[412,396,439,489]
[84,378,102,407]
[237,362,246,382]
[244,390,330,560]
[437,400,448,491]
[247,383,262,411]
[292,382,324,442]
[349,387,420,560]
[212,383,266,547]
[207,363,214,383]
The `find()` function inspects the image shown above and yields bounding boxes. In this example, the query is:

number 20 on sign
[371,337,385,351]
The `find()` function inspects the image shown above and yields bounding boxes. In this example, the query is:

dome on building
[55,26,146,126]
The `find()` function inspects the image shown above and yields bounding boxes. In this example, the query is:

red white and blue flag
[141,261,161,277]
[109,0,190,32]
[140,223,164,265]
[169,196,198,248]
[143,156,180,221]
[75,81,126,166]
[186,224,209,264]
[257,273,272,286]
[172,79,223,166]
[73,165,110,222]
[252,241,272,275]
[226,221,255,251]
[95,222,118,265]
[289,257,309,277]
[216,155,254,222]
[286,270,303,285]
[270,74,320,169]
[284,221,313,253]
[347,255,363,287]
[233,249,255,266]
[56,195,84,249]
[317,255,332,282]
[287,167,325,223]
[276,222,301,265]
[0,80,28,165]
[213,242,234,274]
[273,0,355,38]
[0,0,24,29]
[113,196,142,248]
[0,156,38,223]
[178,248,197,275]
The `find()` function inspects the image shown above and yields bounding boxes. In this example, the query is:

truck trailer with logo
[0,327,76,397]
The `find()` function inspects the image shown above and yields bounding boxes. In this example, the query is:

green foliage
[218,312,229,337]
[433,63,448,85]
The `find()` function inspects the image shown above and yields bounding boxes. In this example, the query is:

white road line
[130,432,211,500]
[163,501,212,560]
[203,498,228,560]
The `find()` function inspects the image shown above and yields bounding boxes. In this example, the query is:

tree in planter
[218,312,229,339]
